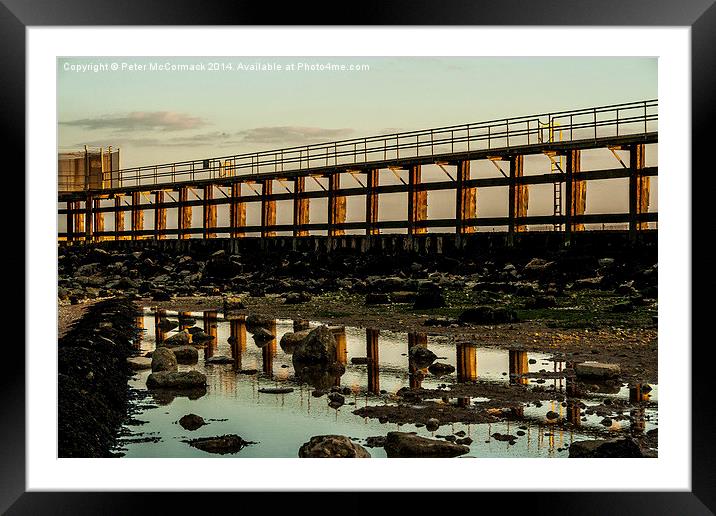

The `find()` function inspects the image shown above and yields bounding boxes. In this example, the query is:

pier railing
[60,99,657,192]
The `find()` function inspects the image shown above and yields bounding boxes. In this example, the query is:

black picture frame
[4,1,712,513]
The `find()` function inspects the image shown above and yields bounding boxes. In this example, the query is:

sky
[57,57,657,232]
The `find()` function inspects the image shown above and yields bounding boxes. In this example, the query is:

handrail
[59,99,657,192]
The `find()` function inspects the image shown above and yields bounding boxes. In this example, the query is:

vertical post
[456,343,477,383]
[230,182,246,238]
[328,172,346,237]
[84,193,93,242]
[366,328,380,394]
[565,149,585,244]
[261,179,276,238]
[408,165,427,235]
[203,185,216,239]
[114,195,124,240]
[629,143,648,242]
[366,169,379,235]
[92,198,104,242]
[178,186,192,240]
[131,191,143,240]
[508,155,528,246]
[455,160,476,235]
[508,350,529,385]
[154,191,166,240]
[293,177,309,237]
[66,201,75,242]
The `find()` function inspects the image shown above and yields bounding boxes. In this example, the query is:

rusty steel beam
[328,172,346,237]
[230,183,246,238]
[203,185,217,239]
[455,160,476,234]
[154,191,166,240]
[408,165,428,235]
[508,155,529,244]
[178,186,192,240]
[130,192,144,240]
[565,150,586,238]
[366,168,379,235]
[629,143,650,240]
[261,179,276,238]
[92,198,104,242]
[293,177,309,237]
[114,196,124,240]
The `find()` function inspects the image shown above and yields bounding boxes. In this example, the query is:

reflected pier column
[203,311,218,360]
[261,320,277,377]
[408,332,428,390]
[509,350,529,385]
[229,317,247,370]
[366,328,380,394]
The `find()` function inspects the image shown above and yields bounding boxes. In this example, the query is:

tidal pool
[117,308,658,458]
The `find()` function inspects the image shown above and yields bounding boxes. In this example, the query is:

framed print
[4,0,713,513]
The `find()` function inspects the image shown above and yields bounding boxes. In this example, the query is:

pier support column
[178,186,192,240]
[293,177,309,237]
[408,165,427,235]
[114,196,124,240]
[565,150,585,243]
[84,194,93,242]
[508,350,529,385]
[261,179,276,238]
[131,192,143,240]
[629,143,649,241]
[230,183,246,238]
[455,160,476,235]
[457,343,477,383]
[328,172,346,237]
[366,168,379,235]
[92,198,103,242]
[66,202,76,242]
[508,155,528,245]
[203,185,216,239]
[73,201,85,240]
[154,191,166,240]
[366,328,380,394]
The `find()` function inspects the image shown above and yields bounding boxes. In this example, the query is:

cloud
[60,111,206,132]
[235,126,354,145]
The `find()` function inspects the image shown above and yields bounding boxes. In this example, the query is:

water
[117,308,658,458]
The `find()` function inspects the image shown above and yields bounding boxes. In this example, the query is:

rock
[568,438,644,458]
[252,327,275,343]
[365,293,391,305]
[409,346,438,367]
[413,283,446,309]
[327,392,345,406]
[293,326,338,366]
[425,418,440,432]
[351,357,369,365]
[574,361,621,380]
[189,329,214,342]
[223,296,245,313]
[458,306,517,324]
[524,295,557,309]
[298,435,371,458]
[384,432,469,458]
[456,437,473,446]
[293,319,311,331]
[156,319,179,332]
[280,330,311,353]
[179,413,206,431]
[546,411,560,420]
[151,347,178,373]
[523,258,555,278]
[365,436,387,448]
[491,433,517,443]
[428,362,456,375]
[127,357,152,370]
[185,434,253,455]
[258,387,294,394]
[285,292,312,304]
[610,301,635,313]
[146,370,207,389]
[245,314,274,329]
[171,345,199,364]
[163,331,191,346]
[151,289,172,301]
[206,355,233,364]
[572,277,603,290]
[391,291,416,303]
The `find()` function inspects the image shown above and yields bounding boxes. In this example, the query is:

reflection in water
[367,328,380,394]
[178,311,192,330]
[229,317,247,370]
[204,311,218,360]
[509,350,529,385]
[135,314,144,350]
[408,332,428,389]
[154,309,166,343]
[457,343,477,383]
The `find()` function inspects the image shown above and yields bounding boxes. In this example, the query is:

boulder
[298,435,371,458]
[327,392,345,407]
[413,283,446,309]
[568,438,644,458]
[185,434,253,455]
[293,326,338,366]
[524,295,557,309]
[279,329,310,353]
[189,329,214,343]
[179,413,206,431]
[223,296,245,313]
[163,331,191,346]
[365,293,391,305]
[127,357,152,370]
[383,432,470,458]
[171,345,199,364]
[285,292,312,304]
[151,347,178,373]
[428,362,456,375]
[157,319,179,332]
[146,370,207,389]
[574,361,621,380]
[458,306,517,324]
[409,346,437,367]
[206,355,233,364]
[252,327,275,344]
[246,314,274,330]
